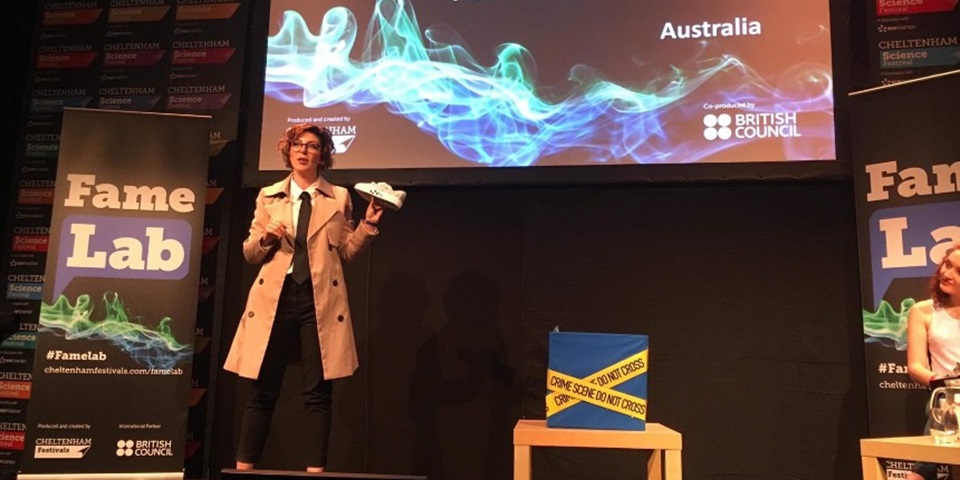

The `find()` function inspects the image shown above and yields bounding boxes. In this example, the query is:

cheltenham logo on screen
[660,17,762,40]
[702,113,802,141]
[328,125,357,154]
[332,135,356,154]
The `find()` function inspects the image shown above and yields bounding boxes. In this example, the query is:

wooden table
[513,420,682,480]
[860,435,960,480]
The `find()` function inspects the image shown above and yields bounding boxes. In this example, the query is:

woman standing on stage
[906,241,960,480]
[224,124,383,472]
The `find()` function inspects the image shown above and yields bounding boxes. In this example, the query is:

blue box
[546,332,649,431]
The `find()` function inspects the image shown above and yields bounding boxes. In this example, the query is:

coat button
[337,315,344,322]
[332,279,338,287]
[258,278,264,285]
[247,311,254,317]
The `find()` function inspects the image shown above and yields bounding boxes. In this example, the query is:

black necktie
[292,191,312,284]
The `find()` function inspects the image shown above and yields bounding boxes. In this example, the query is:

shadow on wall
[373,270,518,480]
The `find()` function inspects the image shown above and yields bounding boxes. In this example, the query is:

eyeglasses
[291,140,321,153]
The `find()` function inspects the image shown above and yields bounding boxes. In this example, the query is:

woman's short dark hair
[277,123,335,171]
[930,242,960,307]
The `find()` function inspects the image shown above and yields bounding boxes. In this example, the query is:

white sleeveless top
[927,304,960,377]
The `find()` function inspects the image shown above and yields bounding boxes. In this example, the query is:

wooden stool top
[514,419,682,450]
[861,435,960,465]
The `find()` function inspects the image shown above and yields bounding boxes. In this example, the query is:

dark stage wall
[0,2,35,233]
[215,180,868,480]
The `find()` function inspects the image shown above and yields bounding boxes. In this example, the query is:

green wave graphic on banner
[39,293,193,369]
[863,298,916,351]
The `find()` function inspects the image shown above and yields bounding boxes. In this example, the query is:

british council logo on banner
[116,439,174,457]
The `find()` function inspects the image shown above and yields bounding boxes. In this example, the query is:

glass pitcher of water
[928,382,960,444]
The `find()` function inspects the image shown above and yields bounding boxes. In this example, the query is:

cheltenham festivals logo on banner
[34,438,92,459]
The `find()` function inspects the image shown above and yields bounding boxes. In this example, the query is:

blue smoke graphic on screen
[265,0,833,166]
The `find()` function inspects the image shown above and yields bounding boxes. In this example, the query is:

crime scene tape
[545,348,648,420]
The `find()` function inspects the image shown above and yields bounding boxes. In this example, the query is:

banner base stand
[18,472,182,480]
[221,469,426,480]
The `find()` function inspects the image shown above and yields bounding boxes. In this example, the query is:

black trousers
[236,276,333,467]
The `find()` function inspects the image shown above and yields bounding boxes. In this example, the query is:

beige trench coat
[223,175,376,380]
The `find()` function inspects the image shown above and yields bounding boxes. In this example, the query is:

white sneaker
[354,182,407,210]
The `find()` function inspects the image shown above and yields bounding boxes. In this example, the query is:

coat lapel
[263,176,295,247]
[308,175,339,241]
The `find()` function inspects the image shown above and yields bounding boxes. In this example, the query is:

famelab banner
[20,109,210,479]
[851,71,960,450]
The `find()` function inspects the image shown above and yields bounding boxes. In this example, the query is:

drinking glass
[931,397,959,445]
